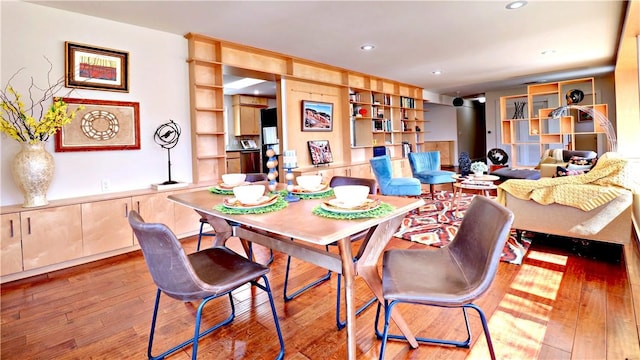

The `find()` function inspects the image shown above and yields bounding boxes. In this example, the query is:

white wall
[422,102,459,165]
[1,2,191,206]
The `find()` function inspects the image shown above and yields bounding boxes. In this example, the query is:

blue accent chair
[408,151,455,198]
[369,155,422,196]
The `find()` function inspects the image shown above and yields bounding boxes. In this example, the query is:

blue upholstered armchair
[408,151,455,198]
[369,155,422,196]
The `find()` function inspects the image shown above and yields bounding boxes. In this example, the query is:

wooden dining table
[168,187,425,359]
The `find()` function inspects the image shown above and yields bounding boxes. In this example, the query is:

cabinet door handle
[125,203,128,217]
[27,217,32,235]
[137,201,141,214]
[9,219,14,237]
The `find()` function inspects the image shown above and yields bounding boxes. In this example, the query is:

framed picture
[65,41,129,92]
[307,140,333,165]
[302,100,333,131]
[55,98,140,152]
[578,110,594,122]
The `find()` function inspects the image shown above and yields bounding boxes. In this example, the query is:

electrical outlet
[101,179,110,192]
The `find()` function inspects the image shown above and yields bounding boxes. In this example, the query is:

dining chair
[128,210,285,360]
[196,172,270,252]
[283,175,378,329]
[375,196,514,360]
[407,151,455,199]
[369,155,422,196]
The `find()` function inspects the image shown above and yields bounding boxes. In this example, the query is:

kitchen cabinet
[1,185,211,283]
[132,193,175,244]
[226,151,241,173]
[233,95,268,136]
[82,198,133,256]
[1,213,22,276]
[21,205,83,271]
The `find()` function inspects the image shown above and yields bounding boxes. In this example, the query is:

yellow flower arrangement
[0,61,82,144]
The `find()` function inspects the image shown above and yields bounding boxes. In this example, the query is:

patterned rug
[393,190,532,265]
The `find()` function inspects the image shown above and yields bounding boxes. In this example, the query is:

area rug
[393,190,532,265]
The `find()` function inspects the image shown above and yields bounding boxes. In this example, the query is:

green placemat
[208,186,234,195]
[214,195,288,215]
[312,202,394,220]
[278,189,334,200]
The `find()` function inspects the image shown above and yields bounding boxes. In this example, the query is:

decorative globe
[566,89,584,105]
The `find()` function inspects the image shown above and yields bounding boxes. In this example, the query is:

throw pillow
[566,156,598,172]
[554,166,587,177]
[535,156,562,170]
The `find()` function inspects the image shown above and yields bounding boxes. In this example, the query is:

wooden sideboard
[0,185,212,283]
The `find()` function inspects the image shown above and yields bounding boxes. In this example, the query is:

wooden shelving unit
[500,77,608,167]
[185,34,226,183]
[348,76,424,159]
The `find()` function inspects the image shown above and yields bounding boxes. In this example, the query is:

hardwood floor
[2,230,640,359]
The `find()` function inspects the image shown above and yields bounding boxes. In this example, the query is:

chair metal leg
[283,245,332,302]
[375,301,494,359]
[196,220,216,251]
[335,273,377,330]
[148,289,235,360]
[253,275,286,360]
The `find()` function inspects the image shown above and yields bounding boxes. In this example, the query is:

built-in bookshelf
[500,77,608,166]
[348,78,425,159]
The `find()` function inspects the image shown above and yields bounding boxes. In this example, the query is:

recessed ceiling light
[225,78,266,89]
[506,1,527,10]
[432,70,442,75]
[360,44,375,51]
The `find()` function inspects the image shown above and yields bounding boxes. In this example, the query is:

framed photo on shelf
[65,41,129,92]
[578,110,593,122]
[55,98,140,152]
[302,100,333,132]
[307,140,333,165]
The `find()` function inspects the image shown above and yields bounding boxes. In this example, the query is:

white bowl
[333,185,370,207]
[233,184,265,204]
[222,173,246,186]
[296,175,322,190]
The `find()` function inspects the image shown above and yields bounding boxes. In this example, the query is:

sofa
[497,153,634,246]
[492,149,597,181]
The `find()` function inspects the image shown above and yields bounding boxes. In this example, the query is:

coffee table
[452,174,499,217]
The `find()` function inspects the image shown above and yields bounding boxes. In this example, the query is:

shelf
[500,77,609,167]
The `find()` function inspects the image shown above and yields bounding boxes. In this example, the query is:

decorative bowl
[296,175,323,190]
[232,184,265,204]
[222,173,246,186]
[332,185,370,207]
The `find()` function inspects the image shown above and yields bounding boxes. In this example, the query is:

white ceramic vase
[474,171,484,177]
[11,142,54,208]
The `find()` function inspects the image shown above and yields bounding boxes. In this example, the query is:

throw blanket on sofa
[497,155,631,211]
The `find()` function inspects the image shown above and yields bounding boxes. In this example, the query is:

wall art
[55,98,140,152]
[65,41,129,92]
[302,100,333,131]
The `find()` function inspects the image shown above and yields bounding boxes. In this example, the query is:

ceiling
[28,1,627,99]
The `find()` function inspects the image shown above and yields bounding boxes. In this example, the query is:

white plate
[321,199,380,214]
[291,184,331,194]
[223,196,278,209]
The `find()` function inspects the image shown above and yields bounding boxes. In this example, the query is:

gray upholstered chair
[375,196,514,360]
[128,210,285,360]
[408,151,455,199]
[283,176,378,329]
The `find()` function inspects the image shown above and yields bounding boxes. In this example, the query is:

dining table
[168,185,425,359]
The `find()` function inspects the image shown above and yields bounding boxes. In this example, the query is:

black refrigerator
[260,108,280,180]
